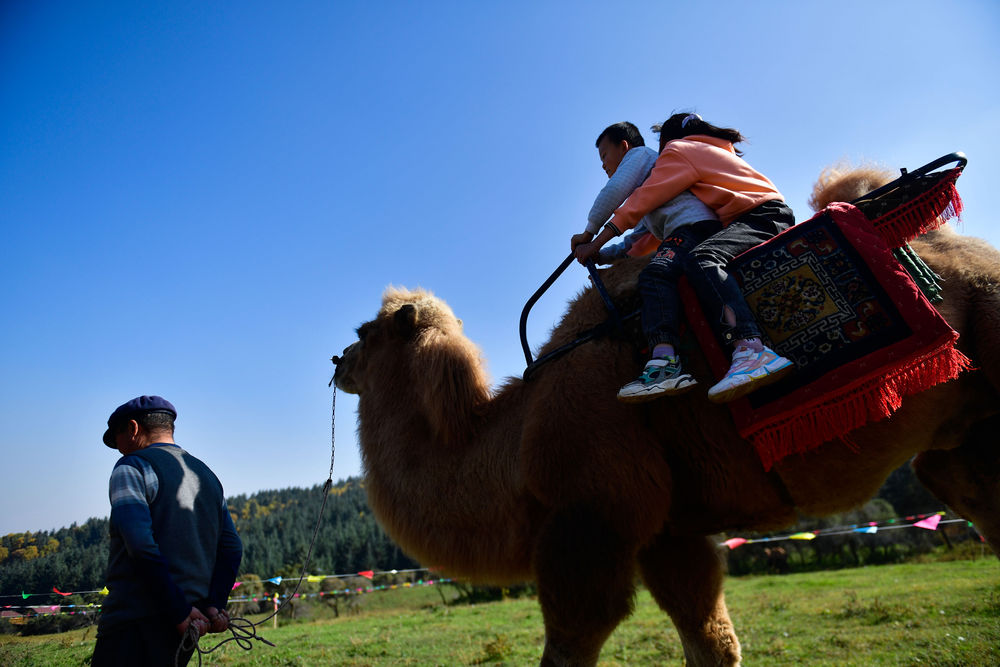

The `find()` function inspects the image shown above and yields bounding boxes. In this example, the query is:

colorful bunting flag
[913,514,942,530]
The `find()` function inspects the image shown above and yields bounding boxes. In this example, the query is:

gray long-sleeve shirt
[586,146,717,241]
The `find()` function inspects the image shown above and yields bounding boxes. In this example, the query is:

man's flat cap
[103,395,177,449]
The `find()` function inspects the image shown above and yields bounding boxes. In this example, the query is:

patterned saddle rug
[682,167,971,470]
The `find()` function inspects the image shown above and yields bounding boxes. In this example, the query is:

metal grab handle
[519,253,622,367]
[850,151,967,205]
[584,260,622,330]
[520,253,575,367]
[905,151,967,177]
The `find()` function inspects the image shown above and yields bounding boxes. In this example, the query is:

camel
[331,164,1000,666]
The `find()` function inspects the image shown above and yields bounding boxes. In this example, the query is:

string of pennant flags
[227,574,452,605]
[1,587,108,601]
[0,567,446,618]
[236,566,430,589]
[0,566,441,602]
[718,511,979,550]
[1,573,453,620]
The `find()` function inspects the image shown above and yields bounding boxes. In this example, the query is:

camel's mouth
[332,363,359,395]
[331,343,361,394]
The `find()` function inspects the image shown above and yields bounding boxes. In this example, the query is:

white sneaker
[707,346,794,404]
[617,357,697,403]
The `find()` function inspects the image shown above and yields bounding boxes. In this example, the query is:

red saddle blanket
[682,201,972,470]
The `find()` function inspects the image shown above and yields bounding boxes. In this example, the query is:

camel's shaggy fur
[807,162,897,211]
[333,168,1000,666]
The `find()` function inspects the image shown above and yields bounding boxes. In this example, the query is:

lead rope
[177,386,337,666]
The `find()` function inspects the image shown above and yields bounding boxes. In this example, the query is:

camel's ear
[456,318,463,329]
[394,304,418,338]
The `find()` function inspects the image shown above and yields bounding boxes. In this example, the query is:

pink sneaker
[707,345,794,403]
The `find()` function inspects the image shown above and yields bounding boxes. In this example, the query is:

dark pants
[638,200,795,350]
[685,199,795,345]
[639,220,721,348]
[92,618,194,667]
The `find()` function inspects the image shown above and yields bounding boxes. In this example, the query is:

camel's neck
[357,389,534,582]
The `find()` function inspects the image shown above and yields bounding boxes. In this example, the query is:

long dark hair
[652,112,747,155]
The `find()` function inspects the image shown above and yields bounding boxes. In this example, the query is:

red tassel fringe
[745,342,974,471]
[871,168,964,248]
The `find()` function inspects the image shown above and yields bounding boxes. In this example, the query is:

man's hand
[204,606,231,633]
[571,232,594,251]
[176,606,210,637]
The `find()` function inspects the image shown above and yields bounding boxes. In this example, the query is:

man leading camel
[91,395,243,667]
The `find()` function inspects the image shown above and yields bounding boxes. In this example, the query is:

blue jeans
[685,200,796,346]
[638,220,721,349]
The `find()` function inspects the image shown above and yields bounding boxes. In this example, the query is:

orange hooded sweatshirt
[608,135,783,232]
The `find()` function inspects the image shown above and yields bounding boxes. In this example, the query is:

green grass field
[2,559,997,666]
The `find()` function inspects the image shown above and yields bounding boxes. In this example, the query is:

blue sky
[2,1,998,535]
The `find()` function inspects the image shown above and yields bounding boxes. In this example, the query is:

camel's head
[333,288,458,395]
[332,287,491,443]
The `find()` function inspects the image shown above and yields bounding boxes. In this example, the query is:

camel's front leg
[638,533,741,667]
[533,505,637,667]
